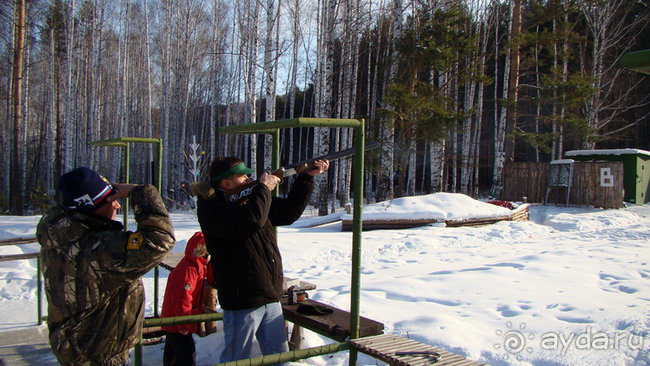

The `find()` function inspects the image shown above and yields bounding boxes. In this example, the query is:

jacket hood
[185,231,207,260]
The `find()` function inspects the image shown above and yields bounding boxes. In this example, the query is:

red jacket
[161,232,209,334]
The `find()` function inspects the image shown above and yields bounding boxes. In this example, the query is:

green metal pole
[123,144,130,231]
[349,119,365,366]
[272,130,280,171]
[134,342,142,366]
[37,254,42,325]
[154,266,160,318]
[217,342,350,366]
[154,139,162,318]
[143,312,223,327]
[272,130,280,196]
[156,139,163,191]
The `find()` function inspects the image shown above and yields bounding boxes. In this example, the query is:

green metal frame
[621,49,650,75]
[128,118,367,366]
[90,137,164,317]
[220,117,366,365]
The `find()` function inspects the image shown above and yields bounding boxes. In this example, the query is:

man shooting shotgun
[221,140,380,204]
[191,141,376,364]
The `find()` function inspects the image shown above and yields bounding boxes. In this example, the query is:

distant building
[565,149,650,204]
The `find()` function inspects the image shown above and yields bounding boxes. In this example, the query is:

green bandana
[211,162,255,183]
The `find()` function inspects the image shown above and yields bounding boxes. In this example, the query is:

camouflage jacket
[37,184,175,366]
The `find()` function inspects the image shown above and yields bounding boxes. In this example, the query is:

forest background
[2,0,649,215]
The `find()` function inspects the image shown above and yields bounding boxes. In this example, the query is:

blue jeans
[220,302,289,365]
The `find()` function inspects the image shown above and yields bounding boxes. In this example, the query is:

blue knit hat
[58,167,116,214]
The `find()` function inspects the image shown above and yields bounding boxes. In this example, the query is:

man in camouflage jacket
[37,167,175,366]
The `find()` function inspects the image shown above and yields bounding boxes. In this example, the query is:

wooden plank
[281,298,384,342]
[0,253,38,262]
[351,334,484,366]
[445,215,511,227]
[0,237,38,247]
[342,206,529,231]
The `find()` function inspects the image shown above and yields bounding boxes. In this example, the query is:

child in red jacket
[161,231,211,366]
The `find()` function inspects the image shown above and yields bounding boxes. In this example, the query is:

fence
[0,237,44,324]
[503,161,624,208]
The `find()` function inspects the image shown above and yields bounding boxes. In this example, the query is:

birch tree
[377,0,402,201]
[580,0,649,147]
[313,0,337,215]
[160,0,174,196]
[62,0,77,172]
[240,0,261,173]
[491,0,510,198]
[263,0,280,168]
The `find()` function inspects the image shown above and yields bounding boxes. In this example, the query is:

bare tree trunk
[84,0,96,167]
[48,28,58,196]
[313,0,336,215]
[472,8,489,197]
[209,0,222,159]
[161,0,174,196]
[504,0,521,162]
[558,1,568,159]
[144,0,154,175]
[11,0,26,214]
[377,0,402,202]
[22,7,32,191]
[241,0,261,173]
[63,0,77,172]
[2,20,11,204]
[461,67,476,194]
[340,0,360,205]
[429,140,444,192]
[491,0,510,198]
[263,0,279,168]
[406,126,416,196]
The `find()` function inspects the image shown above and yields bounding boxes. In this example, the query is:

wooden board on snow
[341,204,529,231]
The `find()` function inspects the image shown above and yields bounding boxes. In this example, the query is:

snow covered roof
[565,148,650,157]
[550,159,574,165]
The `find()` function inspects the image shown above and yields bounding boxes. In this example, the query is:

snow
[565,148,650,157]
[339,192,513,222]
[550,159,575,165]
[1,195,650,366]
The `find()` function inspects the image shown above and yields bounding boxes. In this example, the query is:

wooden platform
[281,298,384,342]
[0,325,58,365]
[351,334,485,366]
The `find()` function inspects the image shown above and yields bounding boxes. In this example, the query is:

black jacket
[196,174,313,310]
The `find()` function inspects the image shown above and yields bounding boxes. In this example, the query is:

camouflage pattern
[37,184,175,366]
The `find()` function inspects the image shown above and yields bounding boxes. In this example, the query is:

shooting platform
[351,334,485,366]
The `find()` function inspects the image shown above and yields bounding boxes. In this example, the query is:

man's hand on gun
[305,159,329,177]
[259,159,329,191]
[259,172,281,191]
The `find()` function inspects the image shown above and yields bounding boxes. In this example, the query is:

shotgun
[224,141,380,203]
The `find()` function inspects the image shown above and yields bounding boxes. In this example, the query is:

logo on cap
[73,194,94,207]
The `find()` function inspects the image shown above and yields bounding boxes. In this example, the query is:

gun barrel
[225,141,380,203]
[281,140,380,178]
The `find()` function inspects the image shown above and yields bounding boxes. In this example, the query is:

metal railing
[0,236,43,325]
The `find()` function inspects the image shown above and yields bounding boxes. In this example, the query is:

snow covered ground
[1,194,649,365]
